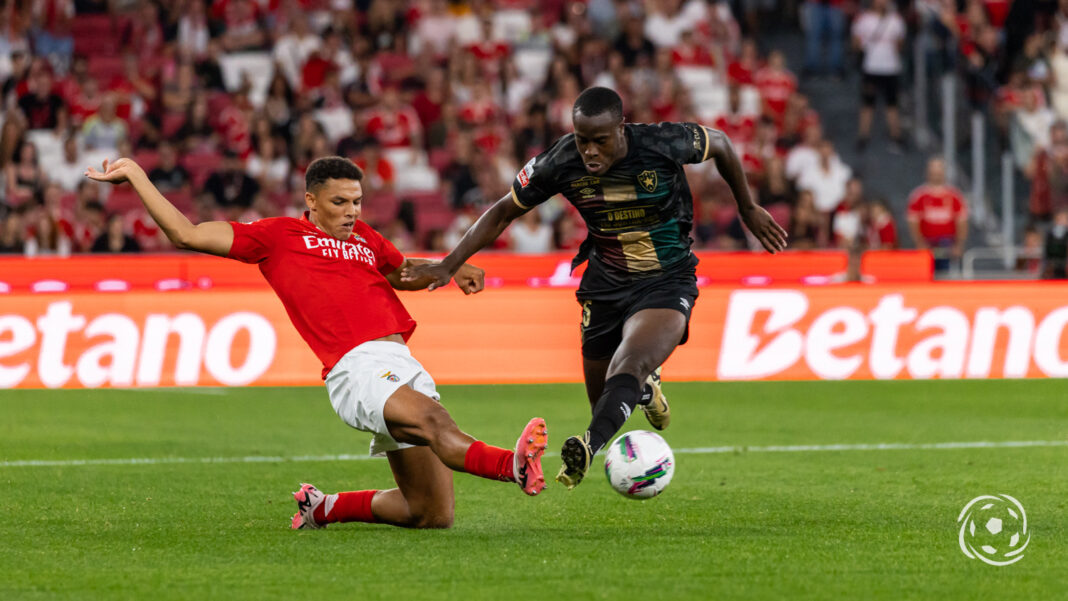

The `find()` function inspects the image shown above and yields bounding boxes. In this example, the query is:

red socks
[314,490,378,524]
[463,441,515,482]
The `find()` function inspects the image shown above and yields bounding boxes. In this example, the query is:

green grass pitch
[1,380,1066,600]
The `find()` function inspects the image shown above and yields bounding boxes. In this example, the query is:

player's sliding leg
[558,309,685,489]
[291,446,454,529]
[382,386,548,496]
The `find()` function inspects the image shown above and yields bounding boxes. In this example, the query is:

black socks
[585,374,643,455]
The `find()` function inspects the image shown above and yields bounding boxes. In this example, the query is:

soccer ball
[603,430,675,499]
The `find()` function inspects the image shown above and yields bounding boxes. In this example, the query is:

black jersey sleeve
[643,122,712,165]
[510,136,570,209]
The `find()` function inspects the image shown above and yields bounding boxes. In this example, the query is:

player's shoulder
[536,132,580,166]
[630,121,710,158]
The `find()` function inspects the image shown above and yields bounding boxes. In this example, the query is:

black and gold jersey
[510,122,711,284]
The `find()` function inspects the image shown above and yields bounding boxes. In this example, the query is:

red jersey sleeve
[228,219,278,263]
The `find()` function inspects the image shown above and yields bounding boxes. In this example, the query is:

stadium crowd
[0,0,909,259]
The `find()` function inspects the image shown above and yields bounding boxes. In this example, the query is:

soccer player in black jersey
[406,87,788,488]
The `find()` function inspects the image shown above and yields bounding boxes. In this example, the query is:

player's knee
[410,507,454,529]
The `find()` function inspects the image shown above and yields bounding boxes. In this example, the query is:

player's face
[573,111,625,175]
[305,178,363,240]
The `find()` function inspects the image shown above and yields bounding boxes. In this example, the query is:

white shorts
[324,340,440,457]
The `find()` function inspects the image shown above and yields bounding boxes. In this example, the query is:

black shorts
[577,263,699,360]
[861,73,899,107]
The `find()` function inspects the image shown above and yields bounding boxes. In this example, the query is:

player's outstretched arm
[85,158,233,257]
[401,195,526,290]
[706,128,788,254]
[387,258,485,294]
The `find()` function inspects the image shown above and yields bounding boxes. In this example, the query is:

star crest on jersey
[637,170,657,193]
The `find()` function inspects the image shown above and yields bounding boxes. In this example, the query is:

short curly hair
[305,156,364,192]
[572,86,623,122]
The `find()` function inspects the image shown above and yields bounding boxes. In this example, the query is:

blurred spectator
[176,93,219,153]
[122,0,165,57]
[24,206,71,256]
[1026,120,1068,223]
[352,140,394,193]
[796,140,851,216]
[31,0,75,75]
[70,199,105,252]
[273,14,320,91]
[81,94,128,151]
[1043,208,1068,278]
[51,134,85,191]
[148,141,191,193]
[757,156,797,208]
[176,0,211,60]
[802,0,846,77]
[364,86,422,148]
[246,136,290,193]
[832,177,865,248]
[19,63,67,131]
[161,61,198,115]
[907,157,969,271]
[509,209,553,254]
[5,141,44,205]
[853,0,906,151]
[1018,224,1043,275]
[791,189,828,248]
[1009,84,1056,169]
[615,15,655,68]
[203,150,260,218]
[218,0,267,53]
[91,213,140,253]
[0,207,26,253]
[754,50,796,123]
[866,198,899,249]
[785,122,822,181]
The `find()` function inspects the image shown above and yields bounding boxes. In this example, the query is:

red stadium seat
[88,55,125,83]
[161,113,187,138]
[133,149,160,173]
[105,185,143,215]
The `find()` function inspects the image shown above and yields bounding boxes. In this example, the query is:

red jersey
[907,185,968,241]
[228,213,413,378]
[754,68,796,118]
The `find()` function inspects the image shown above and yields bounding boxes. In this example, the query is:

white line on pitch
[1,440,1065,468]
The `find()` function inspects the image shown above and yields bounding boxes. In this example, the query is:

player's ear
[304,190,316,210]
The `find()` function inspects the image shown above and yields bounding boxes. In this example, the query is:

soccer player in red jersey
[85,156,548,529]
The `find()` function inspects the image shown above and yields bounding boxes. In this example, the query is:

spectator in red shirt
[727,38,761,86]
[907,157,969,270]
[754,50,797,122]
[866,197,899,249]
[1026,120,1068,224]
[365,86,423,149]
[714,85,757,148]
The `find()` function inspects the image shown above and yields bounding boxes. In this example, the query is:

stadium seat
[161,113,187,138]
[88,55,125,84]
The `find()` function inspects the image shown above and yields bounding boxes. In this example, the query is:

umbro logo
[679,297,690,311]
[621,403,632,421]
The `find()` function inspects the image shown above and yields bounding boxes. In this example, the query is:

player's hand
[401,261,454,291]
[84,158,143,185]
[740,205,788,254]
[453,263,485,295]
